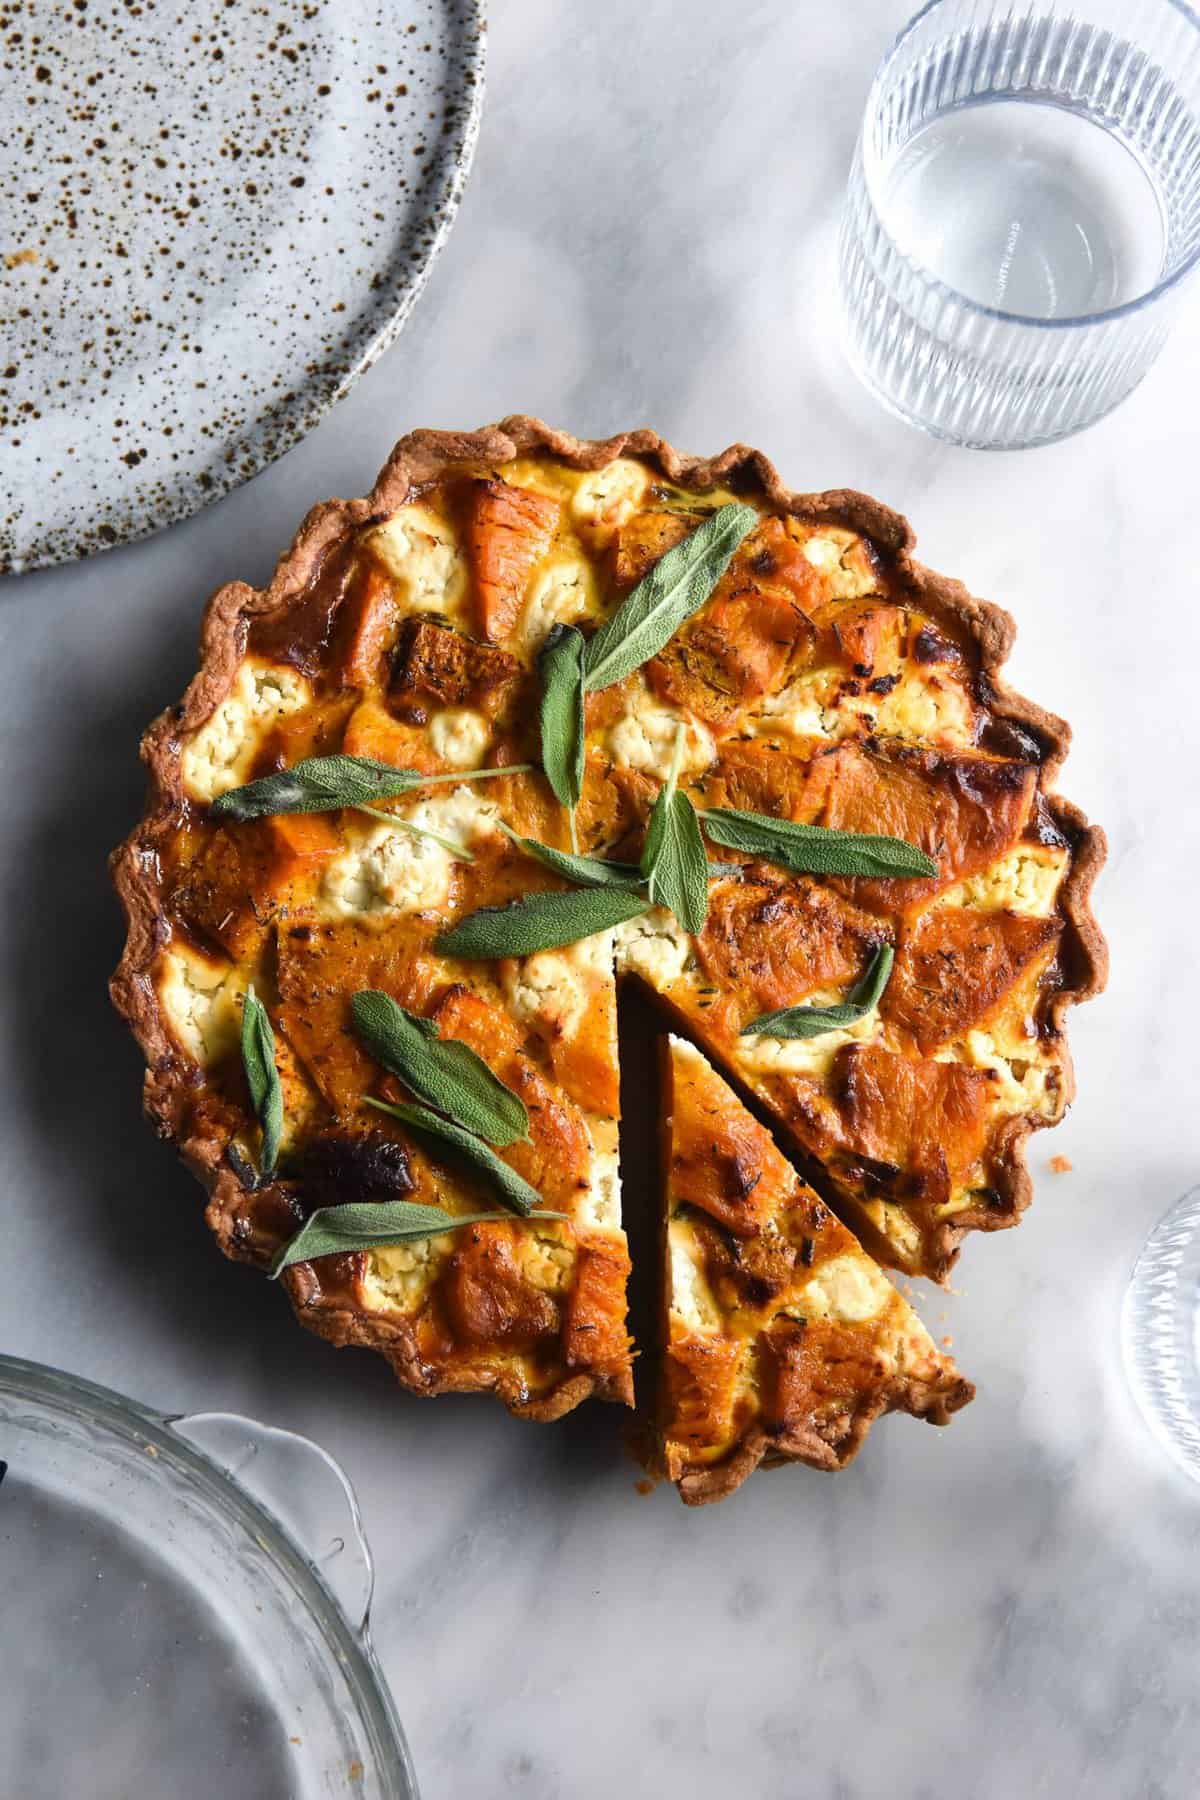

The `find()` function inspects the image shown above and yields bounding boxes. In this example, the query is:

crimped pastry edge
[110,416,1108,1409]
[672,1363,977,1508]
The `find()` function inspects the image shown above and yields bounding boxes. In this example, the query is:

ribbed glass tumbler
[837,0,1200,449]
[1123,1188,1200,1485]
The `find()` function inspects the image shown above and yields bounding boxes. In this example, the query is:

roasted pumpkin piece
[625,516,822,729]
[276,919,444,1116]
[430,987,594,1211]
[563,1237,635,1398]
[661,1331,743,1454]
[646,579,817,728]
[338,561,402,689]
[757,1315,968,1460]
[167,821,334,961]
[831,1041,993,1202]
[610,507,696,589]
[254,695,359,772]
[883,905,1061,1052]
[697,737,838,822]
[438,1224,562,1349]
[465,479,561,641]
[695,873,884,1019]
[826,598,907,678]
[389,616,526,722]
[263,812,344,870]
[341,697,445,772]
[576,754,657,855]
[802,741,1038,911]
[666,1050,790,1238]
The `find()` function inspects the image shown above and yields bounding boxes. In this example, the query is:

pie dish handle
[168,1411,376,1636]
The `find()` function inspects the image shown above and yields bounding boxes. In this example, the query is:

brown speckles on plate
[0,0,486,574]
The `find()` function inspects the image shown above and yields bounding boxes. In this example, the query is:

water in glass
[881,99,1165,320]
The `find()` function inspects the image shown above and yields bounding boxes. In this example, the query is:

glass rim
[862,0,1200,331]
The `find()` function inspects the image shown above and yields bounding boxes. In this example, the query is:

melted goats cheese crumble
[579,1137,622,1233]
[797,527,878,599]
[428,706,491,769]
[737,988,881,1079]
[852,671,975,746]
[667,1218,723,1334]
[798,1252,892,1324]
[570,458,651,540]
[748,663,973,750]
[503,930,612,1044]
[936,845,1067,916]
[751,667,843,741]
[361,1233,448,1314]
[157,944,246,1064]
[517,553,599,658]
[948,1027,1058,1122]
[604,681,716,780]
[181,660,312,802]
[318,787,501,921]
[362,502,468,624]
[613,910,692,987]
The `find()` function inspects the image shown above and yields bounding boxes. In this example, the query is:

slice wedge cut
[656,1034,973,1505]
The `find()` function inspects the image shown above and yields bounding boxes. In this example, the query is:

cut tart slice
[110,417,1104,1426]
[657,1035,974,1505]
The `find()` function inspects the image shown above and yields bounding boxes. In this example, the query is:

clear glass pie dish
[0,1356,417,1799]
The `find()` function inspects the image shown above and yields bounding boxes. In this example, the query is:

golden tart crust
[111,417,1106,1430]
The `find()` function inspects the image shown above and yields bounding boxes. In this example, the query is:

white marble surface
[3,3,1199,1795]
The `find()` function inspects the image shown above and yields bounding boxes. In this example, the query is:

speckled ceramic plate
[0,0,485,574]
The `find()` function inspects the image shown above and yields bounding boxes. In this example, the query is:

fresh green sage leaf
[362,1098,543,1216]
[269,1199,566,1279]
[581,502,759,691]
[699,807,937,879]
[240,986,283,1178]
[538,624,587,820]
[742,944,895,1039]
[351,991,529,1146]
[640,727,709,933]
[436,886,651,960]
[210,755,532,822]
[499,822,644,891]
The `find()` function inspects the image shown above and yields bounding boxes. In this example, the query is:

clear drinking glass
[837,0,1200,449]
[1122,1189,1200,1484]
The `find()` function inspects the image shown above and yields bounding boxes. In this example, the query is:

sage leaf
[640,727,709,933]
[742,944,895,1039]
[582,502,758,691]
[436,886,650,959]
[499,823,644,891]
[351,991,529,1146]
[538,624,587,815]
[699,807,937,879]
[363,1098,544,1216]
[269,1199,566,1279]
[210,755,532,822]
[240,986,283,1177]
